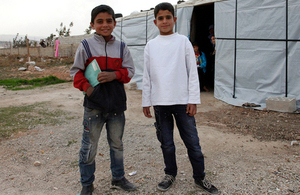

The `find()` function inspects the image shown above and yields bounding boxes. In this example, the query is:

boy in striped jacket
[70,4,136,195]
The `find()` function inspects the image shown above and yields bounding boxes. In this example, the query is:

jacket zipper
[105,41,108,70]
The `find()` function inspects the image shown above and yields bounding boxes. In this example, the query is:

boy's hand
[186,104,197,116]
[143,107,152,118]
[86,86,94,96]
[97,72,117,83]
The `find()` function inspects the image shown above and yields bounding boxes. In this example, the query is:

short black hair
[91,5,115,23]
[154,2,174,18]
[192,42,198,46]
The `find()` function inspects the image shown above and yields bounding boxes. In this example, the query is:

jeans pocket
[85,107,94,113]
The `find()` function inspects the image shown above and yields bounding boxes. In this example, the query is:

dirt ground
[0,57,299,194]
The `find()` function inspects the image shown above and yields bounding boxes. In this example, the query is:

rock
[34,66,44,71]
[129,171,137,176]
[25,61,36,71]
[34,161,41,166]
[242,102,261,107]
[25,61,36,66]
[18,67,27,71]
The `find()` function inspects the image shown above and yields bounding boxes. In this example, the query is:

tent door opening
[190,3,215,92]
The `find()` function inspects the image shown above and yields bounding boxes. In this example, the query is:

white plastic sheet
[112,0,300,109]
[113,6,194,90]
[215,0,300,108]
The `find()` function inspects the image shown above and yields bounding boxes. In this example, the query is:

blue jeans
[154,105,205,180]
[79,107,125,186]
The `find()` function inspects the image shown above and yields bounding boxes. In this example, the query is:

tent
[112,0,300,109]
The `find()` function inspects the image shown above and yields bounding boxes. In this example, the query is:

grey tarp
[215,0,300,108]
[112,0,300,108]
[113,5,194,89]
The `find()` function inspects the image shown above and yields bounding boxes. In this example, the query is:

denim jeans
[154,105,205,180]
[79,107,125,186]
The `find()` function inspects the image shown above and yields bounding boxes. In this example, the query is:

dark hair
[91,5,115,23]
[154,2,174,18]
[192,42,198,46]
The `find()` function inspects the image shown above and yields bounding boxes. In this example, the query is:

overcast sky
[0,0,179,41]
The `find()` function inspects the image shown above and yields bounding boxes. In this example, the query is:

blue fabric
[198,52,207,73]
[79,107,125,185]
[154,105,205,180]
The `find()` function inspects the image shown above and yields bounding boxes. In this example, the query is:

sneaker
[195,178,219,194]
[111,177,137,191]
[80,184,94,195]
[157,175,176,192]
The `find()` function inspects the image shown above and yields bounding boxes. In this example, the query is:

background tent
[215,0,300,109]
[113,0,300,109]
[112,1,195,89]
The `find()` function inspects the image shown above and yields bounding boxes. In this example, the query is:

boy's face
[193,45,199,53]
[154,10,177,35]
[211,36,215,45]
[91,12,116,41]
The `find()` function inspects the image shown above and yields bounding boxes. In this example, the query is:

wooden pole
[10,41,12,55]
[26,37,30,62]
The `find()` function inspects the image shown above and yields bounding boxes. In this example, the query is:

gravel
[0,83,299,195]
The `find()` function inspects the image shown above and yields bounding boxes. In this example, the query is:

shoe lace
[122,177,130,184]
[162,175,175,183]
[202,178,212,189]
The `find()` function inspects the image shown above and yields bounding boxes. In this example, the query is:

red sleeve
[114,67,132,83]
[73,70,92,92]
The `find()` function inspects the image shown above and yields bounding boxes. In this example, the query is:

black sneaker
[80,184,94,195]
[111,177,137,191]
[157,175,176,192]
[195,178,219,194]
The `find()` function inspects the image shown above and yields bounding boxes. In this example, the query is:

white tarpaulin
[113,5,194,89]
[112,0,300,109]
[215,0,300,108]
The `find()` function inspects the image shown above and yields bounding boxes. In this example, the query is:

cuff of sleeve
[83,82,92,92]
[114,71,121,80]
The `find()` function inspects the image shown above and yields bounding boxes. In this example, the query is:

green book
[84,59,101,87]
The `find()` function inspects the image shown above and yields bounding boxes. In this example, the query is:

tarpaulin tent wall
[112,0,222,89]
[112,1,196,89]
[215,0,300,109]
[112,0,300,109]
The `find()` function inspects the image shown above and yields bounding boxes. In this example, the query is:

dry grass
[0,55,74,81]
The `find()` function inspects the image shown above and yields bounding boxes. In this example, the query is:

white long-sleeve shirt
[142,33,200,107]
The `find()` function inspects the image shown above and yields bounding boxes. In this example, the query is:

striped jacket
[70,33,135,113]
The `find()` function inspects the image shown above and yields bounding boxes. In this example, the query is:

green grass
[0,75,67,90]
[0,102,67,138]
[67,139,77,146]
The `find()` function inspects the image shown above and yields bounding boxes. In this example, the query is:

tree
[46,33,56,46]
[84,25,93,34]
[13,33,25,48]
[56,22,74,37]
[12,34,38,48]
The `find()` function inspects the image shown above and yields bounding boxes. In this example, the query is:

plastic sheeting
[113,6,194,89]
[215,0,300,109]
[112,0,300,109]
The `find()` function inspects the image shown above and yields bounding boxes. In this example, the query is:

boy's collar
[94,32,115,42]
[159,32,177,36]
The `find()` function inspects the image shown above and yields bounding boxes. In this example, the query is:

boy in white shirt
[142,2,218,194]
